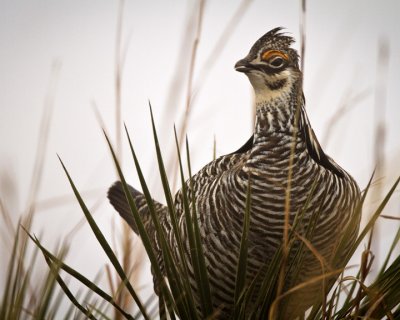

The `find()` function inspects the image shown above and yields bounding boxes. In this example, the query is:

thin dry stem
[321,89,370,147]
[364,294,391,320]
[106,263,117,298]
[353,249,374,318]
[292,230,330,317]
[158,7,197,138]
[380,214,400,220]
[112,2,146,315]
[369,39,390,280]
[307,26,355,112]
[213,135,216,161]
[166,0,253,192]
[300,0,306,75]
[116,223,133,319]
[191,0,254,103]
[172,0,206,190]
[373,39,390,176]
[33,188,102,212]
[26,61,61,219]
[16,61,61,303]
[115,0,125,161]
[275,80,303,318]
[92,101,109,135]
[0,197,16,243]
[274,4,308,311]
[270,268,346,320]
[65,195,104,241]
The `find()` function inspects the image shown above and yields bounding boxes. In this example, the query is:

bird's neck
[253,82,303,142]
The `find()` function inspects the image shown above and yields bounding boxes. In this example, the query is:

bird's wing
[299,102,346,178]
[229,134,254,155]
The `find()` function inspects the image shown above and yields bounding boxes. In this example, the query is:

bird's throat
[254,95,297,136]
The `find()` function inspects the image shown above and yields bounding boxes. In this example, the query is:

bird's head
[235,27,302,106]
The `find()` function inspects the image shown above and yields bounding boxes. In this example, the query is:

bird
[108,27,361,319]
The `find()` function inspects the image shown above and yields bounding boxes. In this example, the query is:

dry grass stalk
[114,0,124,161]
[300,0,306,75]
[112,1,145,316]
[172,0,206,190]
[169,0,254,191]
[190,0,254,104]
[369,39,390,279]
[321,89,370,147]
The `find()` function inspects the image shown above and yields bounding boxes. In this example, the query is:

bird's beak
[234,58,252,73]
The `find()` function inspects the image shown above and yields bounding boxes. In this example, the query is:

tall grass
[24,109,399,319]
[2,116,399,318]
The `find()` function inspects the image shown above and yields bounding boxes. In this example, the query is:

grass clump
[17,106,398,319]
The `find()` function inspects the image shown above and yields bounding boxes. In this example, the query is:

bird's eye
[269,56,285,68]
[261,50,288,69]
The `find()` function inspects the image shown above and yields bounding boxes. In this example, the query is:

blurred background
[1,0,399,316]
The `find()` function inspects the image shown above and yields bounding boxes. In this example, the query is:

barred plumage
[108,27,360,319]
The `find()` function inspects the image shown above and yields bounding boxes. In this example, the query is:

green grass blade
[12,233,41,319]
[233,180,251,319]
[57,155,149,319]
[159,292,166,320]
[35,246,67,319]
[48,285,68,319]
[359,254,400,318]
[185,136,213,314]
[173,127,213,317]
[331,176,400,320]
[350,176,400,259]
[246,246,283,318]
[87,304,112,320]
[174,166,202,316]
[123,124,189,318]
[377,223,400,277]
[147,105,199,318]
[287,187,328,298]
[0,221,20,320]
[9,228,28,318]
[63,288,84,320]
[24,228,135,320]
[79,270,103,318]
[109,125,189,318]
[43,255,97,320]
[148,105,182,245]
[340,269,361,313]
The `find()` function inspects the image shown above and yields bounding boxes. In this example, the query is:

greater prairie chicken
[108,27,360,319]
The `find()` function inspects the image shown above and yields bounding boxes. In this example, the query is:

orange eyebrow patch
[261,50,288,61]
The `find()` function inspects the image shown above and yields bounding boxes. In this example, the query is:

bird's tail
[107,181,166,236]
[107,181,168,294]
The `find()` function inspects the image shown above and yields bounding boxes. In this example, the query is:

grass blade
[123,124,191,318]
[147,105,199,318]
[57,155,149,319]
[24,228,135,320]
[43,255,97,320]
[185,136,214,315]
[173,127,213,317]
[377,223,400,277]
[0,221,20,320]
[35,245,68,319]
[351,176,400,258]
[233,180,251,319]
